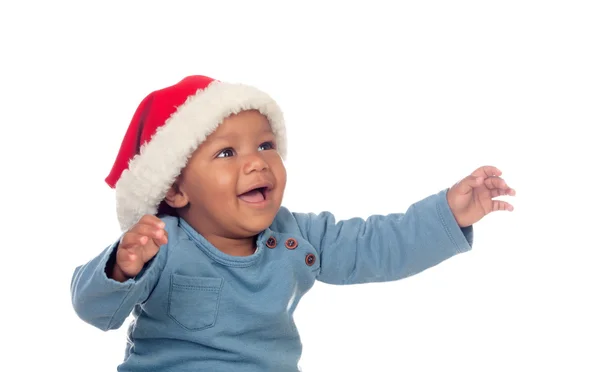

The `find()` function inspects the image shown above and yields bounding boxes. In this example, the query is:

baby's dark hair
[157,200,179,218]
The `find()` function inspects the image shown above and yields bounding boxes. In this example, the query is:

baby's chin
[241,218,277,237]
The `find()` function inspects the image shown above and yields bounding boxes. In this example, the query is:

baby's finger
[120,231,150,249]
[484,177,516,195]
[454,175,483,194]
[117,245,140,262]
[472,165,502,178]
[138,214,166,229]
[484,176,507,190]
[151,229,169,247]
[115,247,144,275]
[130,222,167,241]
[492,200,514,212]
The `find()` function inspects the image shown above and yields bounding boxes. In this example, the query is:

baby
[70,75,515,372]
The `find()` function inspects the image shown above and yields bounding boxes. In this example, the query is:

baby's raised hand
[447,165,516,227]
[111,215,168,282]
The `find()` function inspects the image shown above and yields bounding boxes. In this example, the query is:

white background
[2,1,599,371]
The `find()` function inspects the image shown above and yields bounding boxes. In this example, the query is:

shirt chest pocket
[167,274,223,331]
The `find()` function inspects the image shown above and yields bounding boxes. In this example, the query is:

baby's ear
[164,183,188,209]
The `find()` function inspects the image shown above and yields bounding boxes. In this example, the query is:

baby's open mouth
[239,186,269,203]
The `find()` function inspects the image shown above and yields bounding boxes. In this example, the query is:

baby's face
[177,109,287,237]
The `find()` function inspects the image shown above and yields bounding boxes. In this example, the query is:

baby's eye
[216,148,235,158]
[258,141,275,151]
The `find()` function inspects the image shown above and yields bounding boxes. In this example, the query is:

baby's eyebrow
[260,129,276,137]
[207,134,233,142]
[211,129,275,142]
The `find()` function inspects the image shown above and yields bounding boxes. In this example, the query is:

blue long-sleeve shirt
[71,189,473,371]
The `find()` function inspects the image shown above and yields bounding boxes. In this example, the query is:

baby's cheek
[213,174,237,190]
[268,155,287,182]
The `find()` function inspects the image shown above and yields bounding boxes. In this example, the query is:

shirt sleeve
[292,189,474,285]
[70,236,168,331]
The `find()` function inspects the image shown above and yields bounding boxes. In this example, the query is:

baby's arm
[293,189,473,285]
[70,217,169,331]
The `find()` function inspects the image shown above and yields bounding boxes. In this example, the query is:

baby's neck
[180,213,257,257]
[206,234,257,257]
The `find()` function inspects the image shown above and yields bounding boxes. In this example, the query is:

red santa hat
[105,75,287,231]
